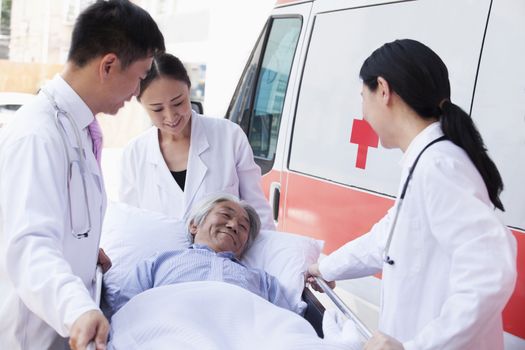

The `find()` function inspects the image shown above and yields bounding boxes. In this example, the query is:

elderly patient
[112,194,292,313]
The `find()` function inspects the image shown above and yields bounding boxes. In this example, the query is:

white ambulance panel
[289,0,491,196]
[470,0,525,229]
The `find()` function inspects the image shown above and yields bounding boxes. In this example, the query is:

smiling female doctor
[0,2,164,349]
[308,39,517,349]
[119,53,275,230]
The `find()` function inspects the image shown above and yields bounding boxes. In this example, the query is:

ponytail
[440,101,504,211]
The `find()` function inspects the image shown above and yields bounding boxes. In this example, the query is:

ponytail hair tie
[439,98,450,110]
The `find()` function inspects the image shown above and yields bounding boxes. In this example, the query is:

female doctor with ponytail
[308,39,516,349]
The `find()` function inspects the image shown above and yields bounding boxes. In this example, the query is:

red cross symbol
[350,118,379,169]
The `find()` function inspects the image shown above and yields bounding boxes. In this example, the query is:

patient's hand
[69,310,109,350]
[306,263,336,292]
[98,248,112,273]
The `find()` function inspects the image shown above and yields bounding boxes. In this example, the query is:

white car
[0,92,35,129]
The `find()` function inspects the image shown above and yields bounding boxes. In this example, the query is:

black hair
[68,0,165,68]
[137,53,191,100]
[360,39,504,211]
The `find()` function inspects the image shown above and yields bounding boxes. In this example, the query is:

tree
[1,0,12,36]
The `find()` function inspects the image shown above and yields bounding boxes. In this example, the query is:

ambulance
[225,0,525,348]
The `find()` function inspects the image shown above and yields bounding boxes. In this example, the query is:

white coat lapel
[146,128,185,218]
[184,114,209,216]
[87,147,105,209]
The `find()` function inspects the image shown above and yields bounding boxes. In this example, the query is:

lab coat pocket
[408,219,425,275]
[394,217,424,277]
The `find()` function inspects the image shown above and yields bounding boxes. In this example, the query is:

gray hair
[186,193,261,255]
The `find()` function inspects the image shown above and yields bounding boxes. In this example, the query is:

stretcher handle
[94,265,103,306]
[314,276,372,341]
[86,266,104,350]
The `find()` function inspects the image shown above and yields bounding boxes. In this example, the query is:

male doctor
[0,1,164,349]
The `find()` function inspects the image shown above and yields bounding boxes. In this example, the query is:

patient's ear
[189,221,198,236]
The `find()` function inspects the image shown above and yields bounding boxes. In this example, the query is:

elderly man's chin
[216,233,237,251]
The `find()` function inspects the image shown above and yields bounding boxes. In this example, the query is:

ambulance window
[227,23,266,135]
[227,17,301,174]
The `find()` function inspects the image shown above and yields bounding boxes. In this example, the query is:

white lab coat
[0,76,106,349]
[319,123,517,350]
[119,112,275,230]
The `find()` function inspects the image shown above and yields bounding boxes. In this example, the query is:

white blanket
[108,281,350,350]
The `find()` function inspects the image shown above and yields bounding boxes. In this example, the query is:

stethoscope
[382,136,446,266]
[41,88,92,239]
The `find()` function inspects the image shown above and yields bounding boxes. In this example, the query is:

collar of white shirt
[190,243,240,262]
[44,74,95,130]
[400,121,444,173]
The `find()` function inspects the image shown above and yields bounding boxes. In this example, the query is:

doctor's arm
[232,125,276,230]
[402,158,517,350]
[317,207,395,282]
[0,136,102,336]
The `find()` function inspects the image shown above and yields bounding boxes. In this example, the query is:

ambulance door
[226,2,312,225]
[284,0,491,249]
[470,0,525,346]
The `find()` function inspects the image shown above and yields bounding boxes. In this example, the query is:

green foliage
[1,0,12,34]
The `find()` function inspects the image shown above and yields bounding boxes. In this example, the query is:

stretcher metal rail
[314,276,372,341]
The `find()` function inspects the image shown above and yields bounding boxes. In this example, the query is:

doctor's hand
[306,263,335,292]
[98,248,112,273]
[364,331,404,350]
[69,310,109,350]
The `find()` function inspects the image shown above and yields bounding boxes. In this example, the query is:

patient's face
[190,201,251,257]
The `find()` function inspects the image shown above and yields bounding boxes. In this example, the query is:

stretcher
[95,202,368,348]
[87,265,328,347]
[88,267,369,350]
[106,281,356,349]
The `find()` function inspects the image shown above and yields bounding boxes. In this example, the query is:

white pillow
[242,229,323,313]
[100,202,323,315]
[100,201,189,314]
